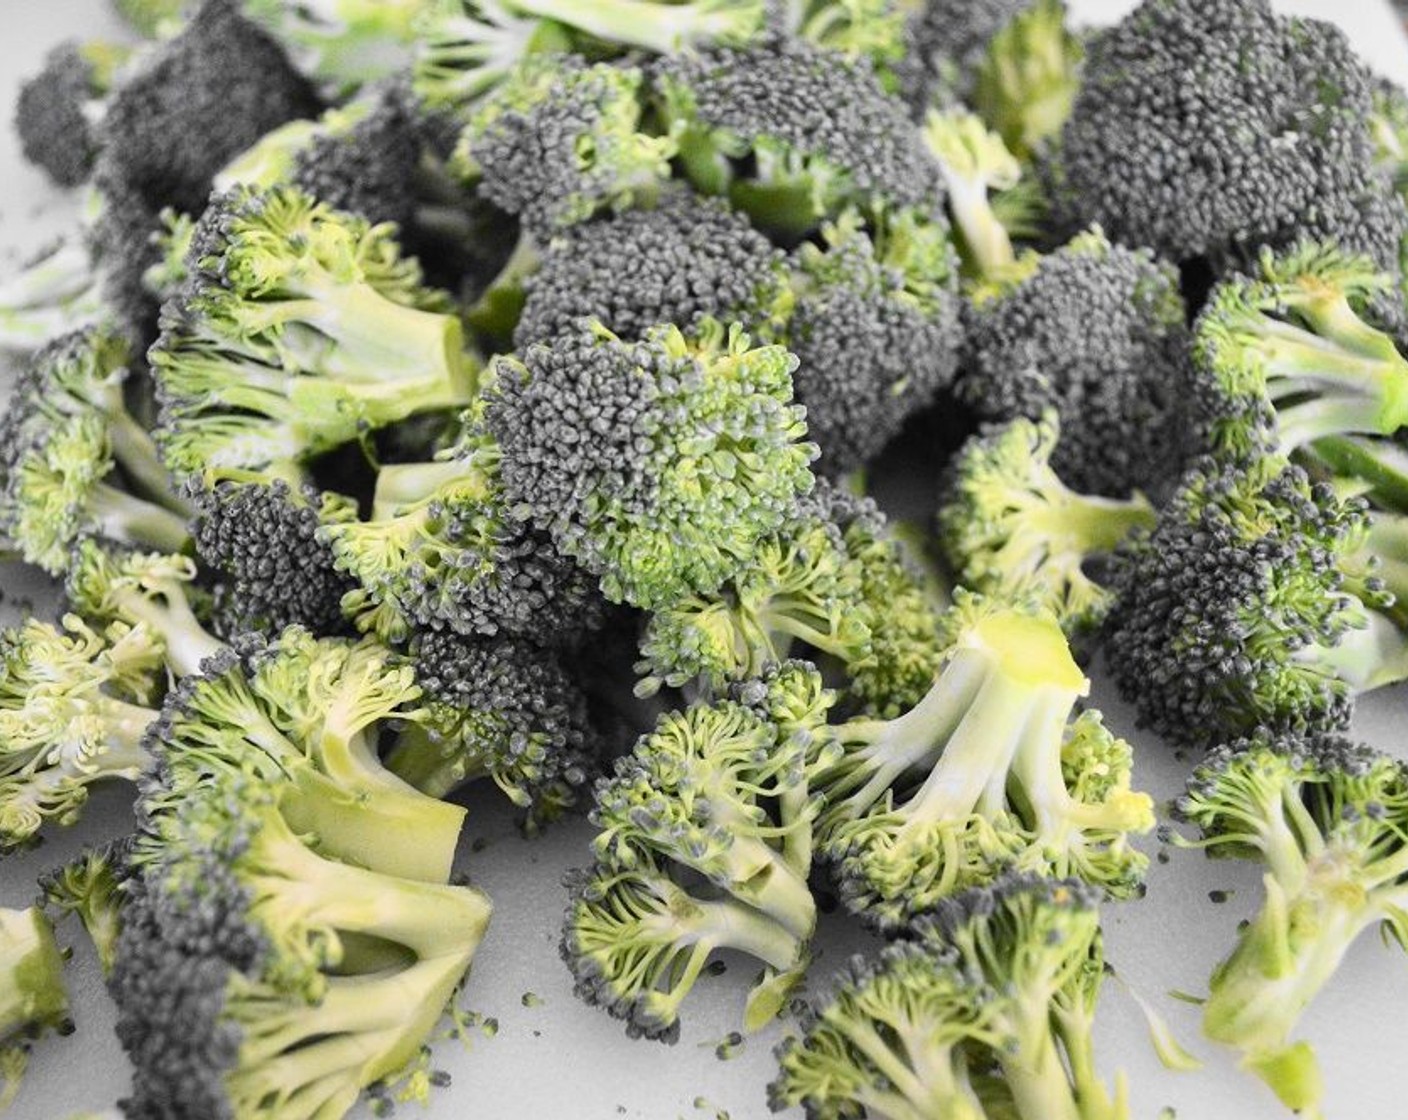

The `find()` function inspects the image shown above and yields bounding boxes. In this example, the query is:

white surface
[1,4,1407,1119]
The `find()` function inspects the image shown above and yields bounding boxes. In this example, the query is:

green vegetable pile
[0,0,1405,1116]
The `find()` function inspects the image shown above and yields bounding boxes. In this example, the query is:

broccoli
[0,327,191,574]
[1175,732,1408,1115]
[771,874,1127,1120]
[0,907,71,1112]
[1372,78,1408,200]
[40,841,129,977]
[1056,0,1405,274]
[1192,242,1408,507]
[185,468,356,638]
[111,0,186,36]
[318,409,604,645]
[387,630,598,831]
[150,185,478,476]
[937,412,1157,636]
[513,186,792,349]
[487,319,816,610]
[956,227,1193,498]
[0,615,163,852]
[562,695,817,1041]
[0,207,108,353]
[767,0,910,79]
[15,39,134,187]
[113,765,490,1119]
[1105,453,1408,749]
[148,628,468,883]
[800,597,1153,931]
[653,35,945,241]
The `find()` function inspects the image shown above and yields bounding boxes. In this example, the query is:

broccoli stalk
[511,0,762,54]
[1176,733,1408,1115]
[922,109,1024,284]
[0,907,70,1110]
[0,235,104,353]
[241,0,428,96]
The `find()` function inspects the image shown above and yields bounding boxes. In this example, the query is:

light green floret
[938,412,1156,636]
[0,907,71,1111]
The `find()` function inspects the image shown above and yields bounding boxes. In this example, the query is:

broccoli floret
[803,598,1153,931]
[151,185,478,476]
[514,187,791,348]
[937,413,1157,636]
[97,0,320,219]
[562,696,816,1041]
[1175,732,1408,1115]
[387,631,598,831]
[654,35,945,240]
[318,410,604,644]
[1057,0,1399,272]
[0,204,108,353]
[782,206,961,474]
[185,468,357,638]
[15,39,134,187]
[488,319,816,610]
[0,328,191,574]
[113,764,490,1119]
[771,874,1126,1120]
[1192,242,1408,508]
[0,615,162,852]
[453,57,674,241]
[40,840,129,977]
[0,907,71,1112]
[1105,454,1408,749]
[956,227,1193,498]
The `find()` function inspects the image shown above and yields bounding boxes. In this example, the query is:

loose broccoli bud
[956,227,1192,498]
[15,39,134,187]
[782,206,961,474]
[319,411,603,645]
[654,35,945,240]
[149,628,467,884]
[563,697,817,1041]
[97,0,320,219]
[808,599,1153,931]
[111,0,186,36]
[937,413,1157,636]
[1193,242,1408,500]
[114,766,491,1120]
[488,319,816,610]
[0,907,71,1112]
[922,108,1025,282]
[1175,732,1408,1115]
[0,616,162,852]
[64,539,224,678]
[186,468,356,638]
[388,631,598,830]
[40,840,129,977]
[1105,454,1408,749]
[771,874,1125,1120]
[454,57,675,241]
[1057,0,1395,271]
[151,185,478,476]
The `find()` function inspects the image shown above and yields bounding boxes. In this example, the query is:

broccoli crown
[1191,242,1408,479]
[782,206,961,473]
[936,412,1157,636]
[318,411,604,645]
[115,765,490,1120]
[151,186,475,475]
[97,0,320,218]
[1104,454,1408,749]
[514,187,791,349]
[456,56,675,241]
[1174,730,1408,1113]
[242,0,428,98]
[39,839,130,977]
[0,614,161,852]
[772,873,1117,1120]
[653,35,944,238]
[808,597,1153,931]
[186,469,355,638]
[15,39,131,187]
[0,906,71,1101]
[487,319,816,610]
[563,696,816,1041]
[145,627,468,883]
[388,630,597,828]
[956,227,1193,497]
[1058,0,1387,267]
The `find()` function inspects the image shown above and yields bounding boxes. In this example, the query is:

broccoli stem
[369,458,487,520]
[385,723,488,800]
[1305,434,1408,514]
[1307,609,1408,693]
[0,242,101,351]
[89,485,192,558]
[0,908,68,1045]
[106,414,187,514]
[687,894,805,975]
[512,0,759,54]
[105,579,222,679]
[830,1015,963,1120]
[1001,1036,1085,1120]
